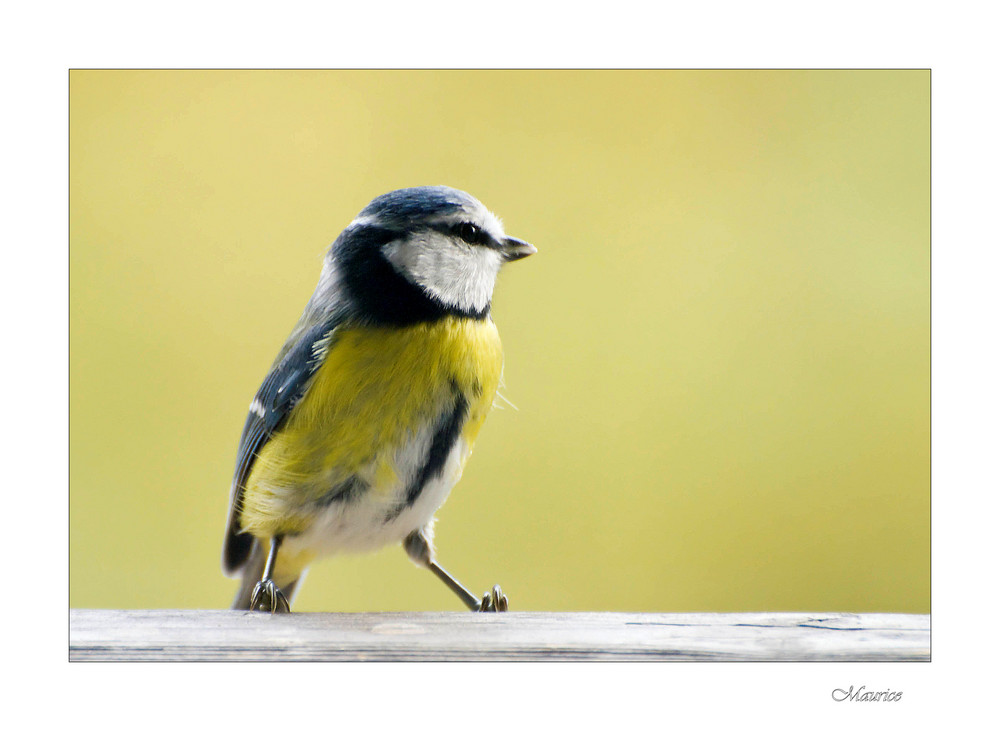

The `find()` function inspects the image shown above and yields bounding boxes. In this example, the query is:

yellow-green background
[70,70,929,612]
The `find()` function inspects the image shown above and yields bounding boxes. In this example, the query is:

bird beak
[501,236,537,262]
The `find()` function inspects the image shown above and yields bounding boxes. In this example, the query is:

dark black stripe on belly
[401,390,469,511]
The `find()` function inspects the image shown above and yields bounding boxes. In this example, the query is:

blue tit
[222,186,535,612]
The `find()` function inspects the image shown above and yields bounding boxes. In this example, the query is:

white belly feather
[282,430,471,558]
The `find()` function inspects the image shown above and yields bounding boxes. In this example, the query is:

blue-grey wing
[222,318,339,574]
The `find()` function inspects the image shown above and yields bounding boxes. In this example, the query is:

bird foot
[249,579,290,613]
[476,584,508,612]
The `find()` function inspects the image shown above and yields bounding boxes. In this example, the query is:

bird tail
[230,538,305,610]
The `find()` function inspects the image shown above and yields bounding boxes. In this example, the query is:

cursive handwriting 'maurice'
[832,685,903,702]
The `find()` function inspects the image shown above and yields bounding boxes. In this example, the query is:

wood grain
[69,610,929,662]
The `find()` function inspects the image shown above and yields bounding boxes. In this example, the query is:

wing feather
[222,318,340,574]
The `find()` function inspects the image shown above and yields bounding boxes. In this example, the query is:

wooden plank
[69,610,929,662]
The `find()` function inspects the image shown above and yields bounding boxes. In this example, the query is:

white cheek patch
[384,233,503,313]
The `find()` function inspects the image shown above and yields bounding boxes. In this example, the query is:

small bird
[222,186,535,612]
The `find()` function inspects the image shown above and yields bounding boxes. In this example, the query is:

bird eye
[458,222,482,244]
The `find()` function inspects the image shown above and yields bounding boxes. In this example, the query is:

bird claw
[477,584,508,612]
[249,579,290,613]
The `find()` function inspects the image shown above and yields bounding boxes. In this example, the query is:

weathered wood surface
[69,610,929,662]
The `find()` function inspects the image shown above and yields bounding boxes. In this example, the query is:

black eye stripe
[428,222,501,249]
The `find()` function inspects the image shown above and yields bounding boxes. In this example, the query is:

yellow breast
[240,316,503,538]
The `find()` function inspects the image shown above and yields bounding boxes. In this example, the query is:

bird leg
[404,529,508,612]
[249,535,291,613]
